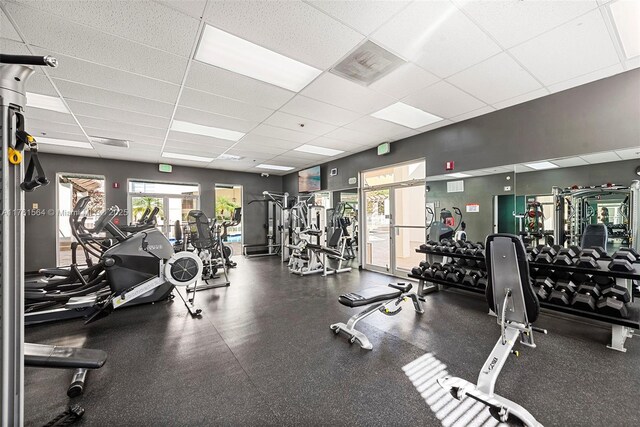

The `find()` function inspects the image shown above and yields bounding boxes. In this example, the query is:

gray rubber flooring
[25,256,640,426]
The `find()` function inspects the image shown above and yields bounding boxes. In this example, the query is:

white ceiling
[0,0,638,175]
[427,147,640,181]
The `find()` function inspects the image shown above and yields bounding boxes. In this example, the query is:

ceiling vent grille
[330,40,405,86]
[89,136,130,148]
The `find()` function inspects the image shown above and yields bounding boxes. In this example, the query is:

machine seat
[303,229,323,236]
[338,286,402,307]
[24,343,107,369]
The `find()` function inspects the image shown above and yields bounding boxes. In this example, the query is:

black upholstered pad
[25,343,107,369]
[389,282,412,292]
[338,286,402,307]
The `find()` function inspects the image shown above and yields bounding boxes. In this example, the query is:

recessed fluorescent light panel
[37,137,93,149]
[162,152,213,162]
[256,164,294,171]
[610,0,640,59]
[217,153,243,161]
[195,25,322,92]
[446,173,471,178]
[26,92,69,114]
[371,102,443,129]
[524,161,558,170]
[171,120,245,142]
[294,144,344,156]
[331,40,405,86]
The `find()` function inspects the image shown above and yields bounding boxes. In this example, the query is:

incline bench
[331,283,424,350]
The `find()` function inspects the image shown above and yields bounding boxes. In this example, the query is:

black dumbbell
[612,250,637,263]
[419,260,430,270]
[534,276,555,292]
[446,268,465,284]
[596,297,629,318]
[411,267,423,276]
[462,271,481,287]
[553,254,574,266]
[608,258,634,272]
[571,293,596,311]
[535,253,554,264]
[618,247,639,259]
[558,245,581,259]
[537,286,551,301]
[548,289,571,305]
[555,279,577,295]
[577,249,600,269]
[601,283,630,303]
[477,277,488,289]
[576,282,601,299]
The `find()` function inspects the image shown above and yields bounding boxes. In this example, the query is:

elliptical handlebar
[452,207,462,232]
[0,54,57,67]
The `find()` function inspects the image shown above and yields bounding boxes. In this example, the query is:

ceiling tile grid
[1,0,636,174]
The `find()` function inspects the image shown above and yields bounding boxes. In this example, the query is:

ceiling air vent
[90,136,130,148]
[330,40,405,86]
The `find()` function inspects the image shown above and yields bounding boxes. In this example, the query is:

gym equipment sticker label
[466,204,479,213]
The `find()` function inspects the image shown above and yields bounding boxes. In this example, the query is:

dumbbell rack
[411,248,640,352]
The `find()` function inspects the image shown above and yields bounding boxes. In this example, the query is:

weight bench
[331,283,424,350]
[437,234,546,426]
[25,343,107,397]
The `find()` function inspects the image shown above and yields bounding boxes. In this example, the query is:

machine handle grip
[0,54,57,67]
[532,326,548,334]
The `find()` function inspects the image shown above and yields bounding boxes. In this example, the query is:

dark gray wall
[515,159,640,196]
[427,173,514,243]
[25,153,282,271]
[284,68,640,195]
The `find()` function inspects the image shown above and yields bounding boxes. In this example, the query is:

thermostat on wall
[348,177,357,185]
[330,168,338,176]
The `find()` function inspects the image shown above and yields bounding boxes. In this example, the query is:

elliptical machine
[429,206,462,242]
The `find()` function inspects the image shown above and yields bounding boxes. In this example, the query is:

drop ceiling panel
[101,150,162,163]
[250,124,317,143]
[223,148,277,161]
[6,3,189,84]
[280,95,362,126]
[492,88,549,110]
[509,9,620,86]
[323,127,376,145]
[27,119,86,137]
[229,142,290,155]
[179,88,274,122]
[269,153,319,165]
[369,63,440,99]
[446,53,542,104]
[415,119,453,133]
[458,0,598,49]
[67,101,171,129]
[300,73,395,114]
[203,0,364,69]
[344,115,409,137]
[42,53,180,104]
[580,151,621,164]
[403,81,486,118]
[238,133,303,150]
[54,80,175,118]
[1,8,21,41]
[173,106,258,133]
[551,157,589,167]
[77,117,168,139]
[185,62,295,110]
[450,105,496,123]
[547,63,624,94]
[207,159,264,171]
[37,145,99,157]
[372,1,501,78]
[166,131,237,148]
[34,132,89,144]
[156,0,208,19]
[615,148,640,160]
[164,139,230,153]
[262,111,338,136]
[0,38,31,55]
[24,73,59,96]
[14,0,200,56]
[24,107,76,125]
[308,136,361,150]
[82,127,165,147]
[306,1,410,35]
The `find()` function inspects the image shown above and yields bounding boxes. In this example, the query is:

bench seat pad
[338,286,402,307]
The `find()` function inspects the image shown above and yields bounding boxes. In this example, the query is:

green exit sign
[158,163,172,173]
[377,142,391,156]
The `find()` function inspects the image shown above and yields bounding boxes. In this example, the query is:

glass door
[364,189,391,272]
[392,185,426,275]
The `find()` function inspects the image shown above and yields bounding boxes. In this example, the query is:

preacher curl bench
[331,283,423,350]
[438,234,546,426]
